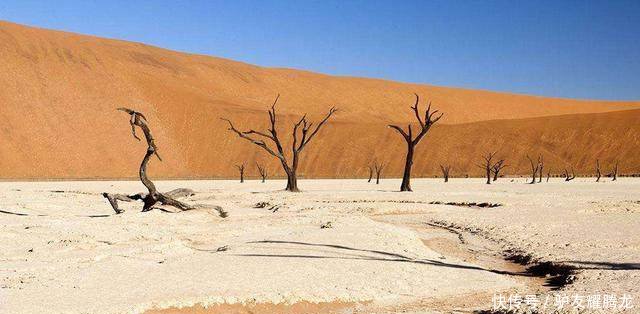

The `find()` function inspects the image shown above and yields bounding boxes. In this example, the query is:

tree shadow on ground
[236,240,531,277]
[0,209,27,216]
[0,208,110,218]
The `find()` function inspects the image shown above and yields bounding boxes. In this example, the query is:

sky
[0,0,639,100]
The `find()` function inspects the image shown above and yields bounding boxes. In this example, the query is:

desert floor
[0,178,638,314]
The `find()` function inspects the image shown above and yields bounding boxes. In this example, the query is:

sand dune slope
[0,21,638,179]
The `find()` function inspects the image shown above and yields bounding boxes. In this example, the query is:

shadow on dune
[235,240,531,277]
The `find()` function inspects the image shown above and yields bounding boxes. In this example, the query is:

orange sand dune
[0,20,638,179]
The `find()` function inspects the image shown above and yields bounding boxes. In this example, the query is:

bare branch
[243,129,275,140]
[388,125,409,140]
[220,118,284,160]
[298,107,337,151]
[411,93,424,127]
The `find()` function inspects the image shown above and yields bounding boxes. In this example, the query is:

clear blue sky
[1,1,639,100]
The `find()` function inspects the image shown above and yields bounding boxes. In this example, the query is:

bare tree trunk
[389,94,443,192]
[595,159,601,182]
[526,155,540,184]
[612,161,619,181]
[440,164,451,183]
[236,163,245,183]
[367,165,373,183]
[484,166,490,184]
[222,94,337,192]
[538,156,544,183]
[285,168,299,192]
[400,145,414,191]
[546,170,551,182]
[374,161,385,185]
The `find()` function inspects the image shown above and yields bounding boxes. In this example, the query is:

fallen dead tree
[102,108,225,217]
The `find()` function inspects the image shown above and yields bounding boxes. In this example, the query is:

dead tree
[537,155,544,183]
[477,152,498,185]
[256,162,267,183]
[236,163,245,183]
[612,161,619,181]
[526,155,541,184]
[367,165,374,183]
[389,94,443,191]
[102,108,222,216]
[491,159,507,181]
[374,161,385,184]
[564,168,576,181]
[440,164,451,183]
[222,95,337,192]
[595,159,601,182]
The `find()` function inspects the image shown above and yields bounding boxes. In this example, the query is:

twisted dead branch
[102,108,225,217]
